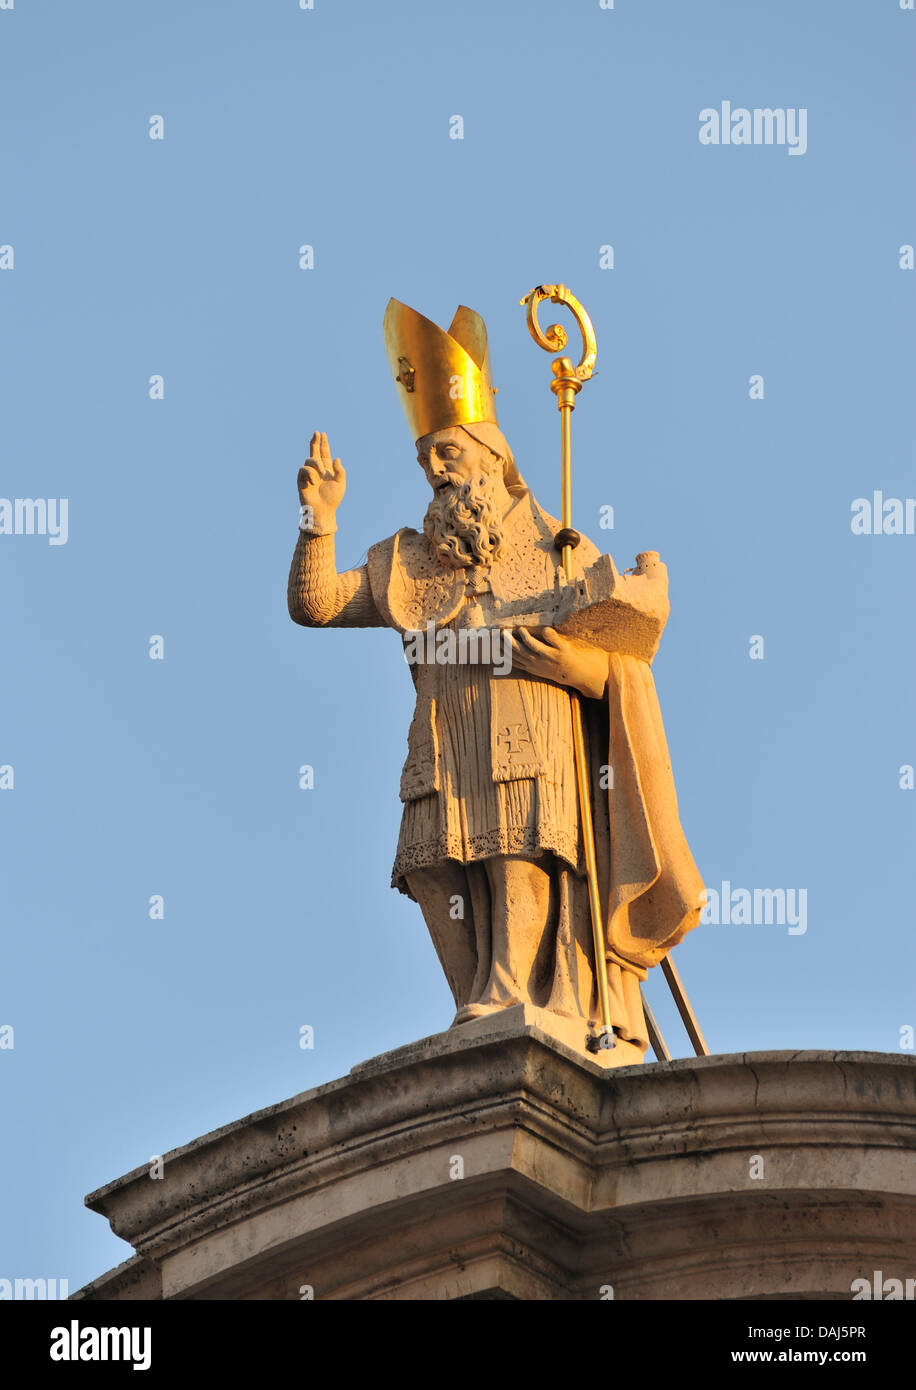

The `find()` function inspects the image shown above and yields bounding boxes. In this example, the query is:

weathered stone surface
[76,1028,916,1301]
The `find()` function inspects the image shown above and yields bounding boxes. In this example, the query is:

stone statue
[288,298,704,1065]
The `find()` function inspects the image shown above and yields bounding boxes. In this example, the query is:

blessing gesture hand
[298,432,346,533]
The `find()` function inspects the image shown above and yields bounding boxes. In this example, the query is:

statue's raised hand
[298,432,346,533]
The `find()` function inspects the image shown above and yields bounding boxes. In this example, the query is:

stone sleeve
[287,532,385,628]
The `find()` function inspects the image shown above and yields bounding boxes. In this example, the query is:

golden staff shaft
[523,284,709,1060]
[522,285,614,1044]
[559,408,614,1041]
[560,402,574,546]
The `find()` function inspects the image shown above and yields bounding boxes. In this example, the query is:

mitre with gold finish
[383,298,499,442]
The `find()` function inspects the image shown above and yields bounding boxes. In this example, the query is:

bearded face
[418,428,508,569]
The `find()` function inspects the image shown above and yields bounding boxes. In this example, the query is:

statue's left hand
[508,627,608,700]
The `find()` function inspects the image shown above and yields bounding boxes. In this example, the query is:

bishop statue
[288,298,704,1064]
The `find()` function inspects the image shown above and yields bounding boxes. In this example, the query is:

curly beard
[423,458,505,569]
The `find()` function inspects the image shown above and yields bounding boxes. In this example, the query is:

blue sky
[1,0,913,1293]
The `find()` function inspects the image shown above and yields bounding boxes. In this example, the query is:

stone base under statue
[446,1001,645,1067]
[76,1024,916,1301]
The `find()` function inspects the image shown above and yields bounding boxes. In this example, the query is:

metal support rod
[661,956,709,1057]
[640,988,672,1063]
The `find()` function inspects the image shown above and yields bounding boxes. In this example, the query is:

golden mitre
[383,298,499,442]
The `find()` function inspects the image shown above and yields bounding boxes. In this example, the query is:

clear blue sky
[1,0,913,1293]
